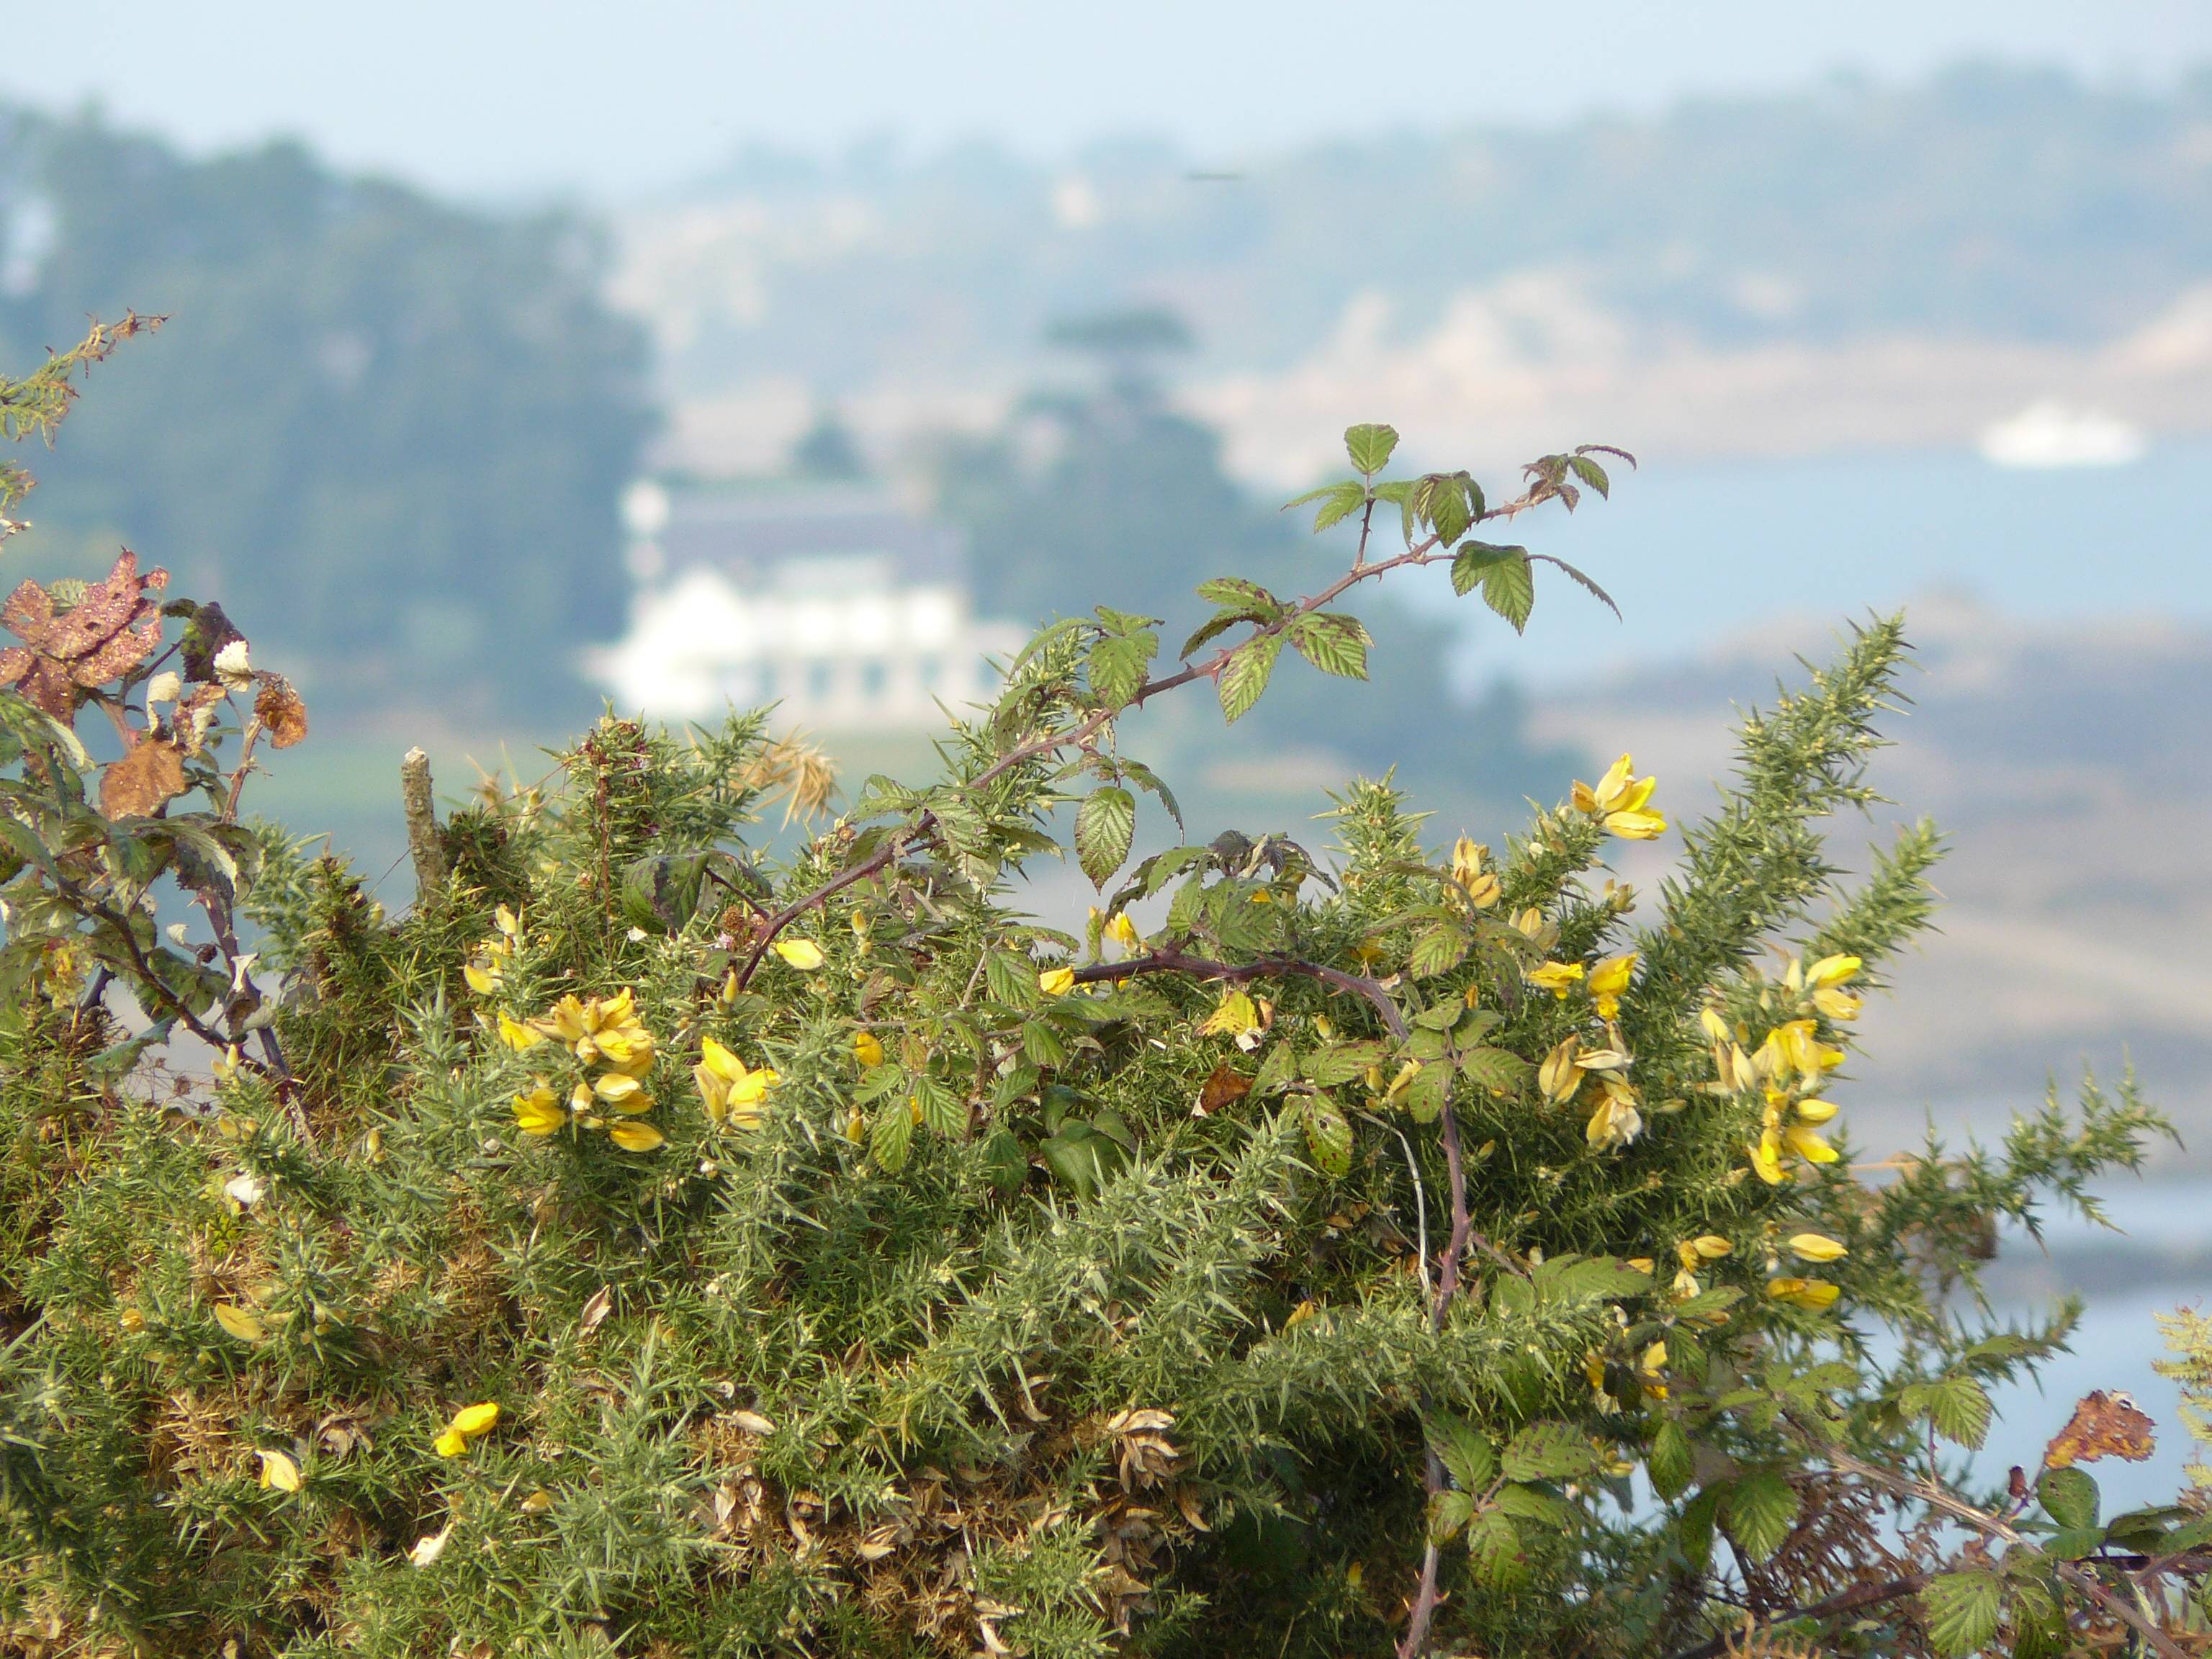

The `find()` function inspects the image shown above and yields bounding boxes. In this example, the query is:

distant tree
[788,406,869,480]
[0,107,652,722]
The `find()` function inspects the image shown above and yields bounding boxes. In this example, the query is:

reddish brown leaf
[0,580,51,644]
[253,673,310,748]
[1196,1064,1251,1117]
[100,734,186,819]
[2044,1390,2156,1468]
[47,552,150,657]
[68,616,163,688]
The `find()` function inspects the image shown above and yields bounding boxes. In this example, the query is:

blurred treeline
[0,106,653,725]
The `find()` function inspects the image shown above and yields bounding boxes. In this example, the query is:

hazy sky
[5,1,2211,200]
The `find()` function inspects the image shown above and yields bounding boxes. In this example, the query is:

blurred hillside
[617,62,2212,480]
[1531,593,2212,1158]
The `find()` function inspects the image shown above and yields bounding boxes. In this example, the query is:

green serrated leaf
[1406,924,1470,979]
[1075,786,1138,888]
[1344,422,1399,475]
[1249,1041,1303,1097]
[1301,1094,1353,1177]
[985,950,1040,1009]
[1087,633,1154,707]
[1722,1470,1799,1560]
[1457,1046,1527,1094]
[1305,1040,1390,1087]
[1501,1421,1599,1483]
[913,1074,966,1137]
[1567,454,1610,498]
[1286,611,1370,680]
[1922,1569,2003,1658]
[1449,541,1523,596]
[1647,1422,1692,1500]
[870,1092,914,1172]
[1283,480,1367,533]
[1927,1376,1992,1449]
[1429,1411,1498,1494]
[1217,633,1285,724]
[1194,576,1282,616]
[2037,1465,2100,1533]
[1465,1505,1524,1585]
[1428,1488,1475,1544]
[1482,553,1536,633]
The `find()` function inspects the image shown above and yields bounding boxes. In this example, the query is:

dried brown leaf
[253,673,309,747]
[2044,1389,2157,1467]
[1196,1064,1250,1116]
[101,734,186,819]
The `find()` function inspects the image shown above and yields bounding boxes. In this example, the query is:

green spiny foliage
[1,374,2204,1659]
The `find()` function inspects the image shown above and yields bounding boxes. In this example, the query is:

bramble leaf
[1076,786,1138,888]
[1217,633,1285,724]
[1344,423,1399,475]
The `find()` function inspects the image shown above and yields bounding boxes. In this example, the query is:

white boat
[1978,399,2146,469]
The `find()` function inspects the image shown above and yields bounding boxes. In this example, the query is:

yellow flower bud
[1788,1233,1848,1263]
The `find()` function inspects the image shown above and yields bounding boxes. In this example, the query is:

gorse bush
[2,329,2208,1658]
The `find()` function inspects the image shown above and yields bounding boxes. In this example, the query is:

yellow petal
[433,1429,468,1459]
[1806,953,1861,988]
[1594,752,1635,808]
[257,1447,303,1491]
[608,1120,666,1152]
[1794,1097,1840,1125]
[498,1012,547,1051]
[1812,986,1863,1021]
[1641,1340,1668,1375]
[1789,1233,1848,1262]
[694,1065,728,1125]
[1691,1233,1733,1260]
[1784,1125,1840,1165]
[1106,911,1142,951]
[494,904,521,939]
[462,963,500,996]
[772,939,827,970]
[1603,808,1667,840]
[214,1303,269,1344]
[512,1088,566,1136]
[594,1072,644,1105]
[448,1402,500,1438]
[854,1030,885,1067]
[520,1488,554,1514]
[1038,966,1076,997]
[1748,1130,1789,1186]
[1538,1036,1581,1103]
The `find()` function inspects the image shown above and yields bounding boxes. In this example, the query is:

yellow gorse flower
[1766,1277,1841,1312]
[1789,1232,1848,1262]
[1038,965,1076,997]
[256,1447,303,1491]
[510,989,664,1152]
[771,938,827,971]
[1584,1073,1643,1151]
[853,1029,886,1068]
[695,1035,780,1132]
[1105,909,1143,953]
[1449,836,1502,909]
[433,1401,500,1459]
[1527,960,1584,998]
[1572,752,1666,840]
[1588,950,1637,1020]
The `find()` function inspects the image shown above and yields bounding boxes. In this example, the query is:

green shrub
[2,338,2206,1658]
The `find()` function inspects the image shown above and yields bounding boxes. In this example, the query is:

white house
[588,481,1028,730]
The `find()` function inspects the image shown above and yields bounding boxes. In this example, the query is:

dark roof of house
[655,485,968,587]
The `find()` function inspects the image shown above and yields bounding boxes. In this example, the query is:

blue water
[1402,438,2212,686]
